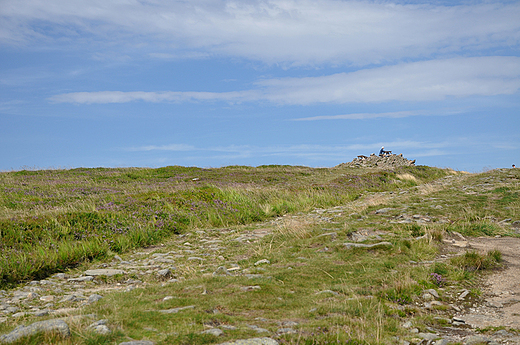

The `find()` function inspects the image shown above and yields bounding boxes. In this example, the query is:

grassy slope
[0,166,518,345]
[0,165,443,288]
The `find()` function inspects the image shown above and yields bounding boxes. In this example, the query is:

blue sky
[1,0,519,172]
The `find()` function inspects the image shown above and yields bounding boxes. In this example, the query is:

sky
[1,0,519,172]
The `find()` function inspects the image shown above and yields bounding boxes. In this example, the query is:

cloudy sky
[1,0,519,172]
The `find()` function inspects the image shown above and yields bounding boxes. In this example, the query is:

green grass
[1,166,519,344]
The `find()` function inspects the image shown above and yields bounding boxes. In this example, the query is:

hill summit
[337,152,416,169]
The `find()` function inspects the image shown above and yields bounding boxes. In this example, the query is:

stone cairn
[337,153,416,169]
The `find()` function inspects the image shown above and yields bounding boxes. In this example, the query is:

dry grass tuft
[396,173,418,183]
[275,217,314,239]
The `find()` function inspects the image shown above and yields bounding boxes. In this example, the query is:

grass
[0,165,450,288]
[0,165,519,344]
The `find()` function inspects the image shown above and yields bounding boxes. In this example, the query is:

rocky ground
[1,170,519,344]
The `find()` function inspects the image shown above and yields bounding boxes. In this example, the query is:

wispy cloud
[49,56,520,105]
[2,1,519,66]
[121,140,452,161]
[48,90,259,104]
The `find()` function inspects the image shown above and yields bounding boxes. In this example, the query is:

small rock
[427,289,439,299]
[32,309,50,317]
[201,328,223,336]
[11,312,26,318]
[343,242,393,249]
[40,295,55,302]
[241,286,261,292]
[213,266,231,276]
[422,293,434,301]
[67,276,94,282]
[91,324,111,335]
[277,328,297,335]
[158,305,195,314]
[157,268,172,278]
[315,290,339,296]
[418,332,438,341]
[280,321,298,327]
[0,319,70,343]
[434,339,450,345]
[486,300,503,308]
[220,325,237,330]
[217,338,278,345]
[85,269,125,276]
[458,289,470,300]
[402,321,413,328]
[247,325,270,334]
[88,294,103,303]
[464,335,492,345]
[119,341,155,345]
[254,259,270,266]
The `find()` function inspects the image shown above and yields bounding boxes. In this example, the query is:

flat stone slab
[85,269,125,276]
[0,319,70,343]
[217,338,278,345]
[343,242,393,249]
[158,305,195,314]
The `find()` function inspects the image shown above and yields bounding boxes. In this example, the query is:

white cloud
[48,90,259,104]
[1,0,519,65]
[293,111,423,121]
[49,56,520,105]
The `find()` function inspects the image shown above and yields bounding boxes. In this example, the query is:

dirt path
[457,237,520,329]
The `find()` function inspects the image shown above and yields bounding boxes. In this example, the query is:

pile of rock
[337,153,416,169]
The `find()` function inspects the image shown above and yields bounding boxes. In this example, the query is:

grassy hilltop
[0,164,519,344]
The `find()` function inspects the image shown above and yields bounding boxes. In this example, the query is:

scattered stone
[67,276,94,282]
[60,294,86,303]
[32,309,50,317]
[220,325,237,330]
[434,339,450,345]
[0,319,70,343]
[214,266,232,276]
[277,328,297,335]
[458,289,470,300]
[375,208,393,214]
[452,317,465,326]
[427,289,439,299]
[40,295,54,302]
[422,293,434,301]
[402,321,413,328]
[315,290,339,296]
[254,259,270,266]
[241,286,261,292]
[280,321,298,327]
[201,328,223,336]
[217,338,278,345]
[90,325,111,335]
[464,335,493,345]
[157,268,172,278]
[158,305,195,314]
[247,325,270,333]
[85,269,125,276]
[418,332,438,341]
[88,294,103,303]
[343,242,393,249]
